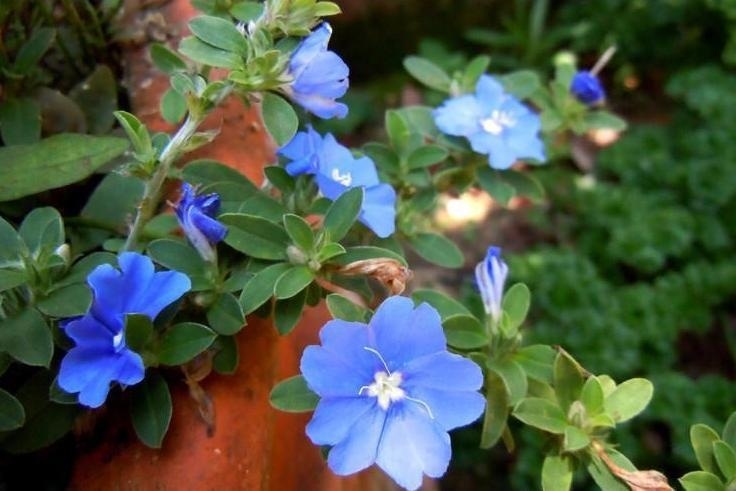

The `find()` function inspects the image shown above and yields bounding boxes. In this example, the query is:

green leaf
[151,43,187,74]
[330,245,407,267]
[212,335,239,374]
[407,144,448,169]
[385,110,412,152]
[584,111,627,131]
[477,167,516,206]
[586,454,630,491]
[713,441,736,481]
[158,322,217,366]
[37,283,91,317]
[178,36,241,69]
[513,344,555,384]
[542,454,573,491]
[230,2,264,22]
[513,398,567,434]
[604,378,653,423]
[274,265,314,299]
[408,232,464,268]
[207,293,245,335]
[724,412,736,449]
[316,242,346,262]
[69,65,118,135]
[463,55,491,91]
[563,425,590,452]
[480,370,509,449]
[148,239,211,290]
[488,358,528,405]
[0,216,22,264]
[161,88,187,124]
[261,92,298,146]
[553,351,584,412]
[189,15,247,54]
[274,288,307,335]
[442,314,488,349]
[130,372,172,448]
[283,214,315,252]
[0,134,129,201]
[239,262,291,314]
[411,289,471,321]
[314,1,341,16]
[324,187,364,242]
[500,70,542,99]
[502,283,530,331]
[113,110,151,156]
[182,159,258,190]
[19,207,64,255]
[326,293,369,322]
[264,166,295,194]
[0,308,52,367]
[125,314,154,353]
[691,424,722,475]
[269,375,319,412]
[0,388,25,431]
[221,213,290,260]
[580,376,605,416]
[679,471,726,491]
[0,269,27,292]
[403,56,451,92]
[13,27,55,75]
[0,97,41,145]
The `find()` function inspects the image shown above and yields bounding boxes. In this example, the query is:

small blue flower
[287,23,349,119]
[301,296,485,490]
[58,252,191,408]
[475,246,508,322]
[433,75,545,169]
[175,183,228,262]
[570,70,605,105]
[279,128,396,238]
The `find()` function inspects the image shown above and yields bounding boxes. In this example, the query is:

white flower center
[331,168,352,186]
[112,331,125,352]
[361,371,406,410]
[480,110,516,135]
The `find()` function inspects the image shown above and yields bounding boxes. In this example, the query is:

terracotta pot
[70,1,394,489]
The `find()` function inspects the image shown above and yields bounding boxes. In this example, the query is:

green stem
[122,114,203,252]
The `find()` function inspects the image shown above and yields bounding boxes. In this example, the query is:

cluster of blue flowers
[58,253,190,407]
[279,126,397,238]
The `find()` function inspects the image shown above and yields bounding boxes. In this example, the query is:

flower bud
[474,246,508,322]
[570,70,605,105]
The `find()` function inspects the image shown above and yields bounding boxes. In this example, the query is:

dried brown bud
[336,258,413,295]
[592,441,673,491]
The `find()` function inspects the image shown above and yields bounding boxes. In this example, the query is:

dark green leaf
[407,145,449,169]
[19,207,64,254]
[326,293,369,322]
[554,351,584,412]
[283,214,315,252]
[230,2,264,22]
[408,233,464,268]
[178,36,241,69]
[261,92,298,146]
[130,372,172,448]
[69,65,118,134]
[125,314,154,353]
[37,283,91,317]
[148,239,211,290]
[0,97,41,145]
[443,314,488,349]
[274,265,314,299]
[189,15,247,54]
[221,213,289,260]
[477,167,516,206]
[0,134,129,201]
[182,159,258,190]
[403,56,451,92]
[480,371,509,449]
[239,262,291,314]
[213,335,239,374]
[324,187,363,242]
[411,289,472,321]
[150,43,187,74]
[207,293,245,335]
[161,88,187,124]
[264,166,295,193]
[48,377,78,405]
[13,28,55,75]
[269,375,319,412]
[0,388,25,431]
[488,358,528,405]
[0,269,27,292]
[274,288,307,335]
[158,322,217,366]
[0,308,52,367]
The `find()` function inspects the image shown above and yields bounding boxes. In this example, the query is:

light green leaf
[488,358,528,405]
[130,372,172,448]
[230,2,264,22]
[408,232,464,268]
[178,36,241,69]
[0,269,27,292]
[189,15,247,54]
[513,397,567,434]
[324,187,363,242]
[691,424,721,475]
[407,144,448,169]
[723,412,736,450]
[604,378,653,423]
[283,214,315,252]
[0,134,129,201]
[442,314,488,350]
[150,43,187,74]
[326,294,369,322]
[480,371,509,449]
[502,283,530,331]
[261,92,298,146]
[585,111,627,131]
[563,425,590,452]
[403,56,451,92]
[513,344,555,384]
[542,454,573,491]
[411,289,471,321]
[161,88,187,124]
[500,70,542,99]
[269,375,319,412]
[713,440,736,481]
[679,471,726,491]
[580,376,605,416]
[553,351,584,412]
[158,322,217,366]
[477,167,516,206]
[239,262,291,314]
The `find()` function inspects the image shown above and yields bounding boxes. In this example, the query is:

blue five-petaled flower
[286,22,349,119]
[301,296,485,490]
[570,70,605,105]
[475,246,509,323]
[433,74,545,170]
[175,182,228,262]
[58,252,191,408]
[279,126,397,238]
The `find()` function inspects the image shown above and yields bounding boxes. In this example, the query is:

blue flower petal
[433,95,482,137]
[289,23,331,76]
[189,207,228,244]
[359,184,397,238]
[293,51,349,99]
[474,75,505,108]
[306,396,376,445]
[292,93,349,119]
[327,405,386,476]
[59,346,113,394]
[375,403,452,490]
[64,314,114,347]
[369,297,445,371]
[406,387,486,431]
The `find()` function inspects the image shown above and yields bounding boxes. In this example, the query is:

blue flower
[279,128,396,238]
[287,23,349,119]
[175,183,228,262]
[58,252,191,408]
[475,246,508,322]
[433,75,545,169]
[570,70,605,105]
[301,296,485,490]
